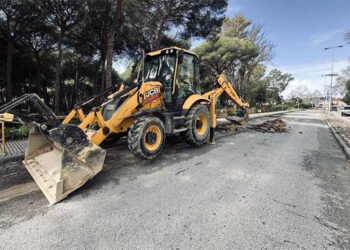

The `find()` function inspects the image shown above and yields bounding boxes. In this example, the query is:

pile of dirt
[250,118,287,133]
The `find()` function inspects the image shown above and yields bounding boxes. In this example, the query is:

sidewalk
[323,112,350,158]
[0,139,27,161]
[217,110,296,124]
[332,111,350,125]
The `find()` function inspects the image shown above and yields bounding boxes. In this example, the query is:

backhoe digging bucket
[225,108,249,125]
[23,124,106,205]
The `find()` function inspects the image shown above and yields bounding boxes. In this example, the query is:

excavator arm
[62,83,125,125]
[0,93,60,127]
[202,74,249,109]
[201,74,249,142]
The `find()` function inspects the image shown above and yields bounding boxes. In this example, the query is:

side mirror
[178,51,184,64]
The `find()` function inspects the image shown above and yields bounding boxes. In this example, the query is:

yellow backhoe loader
[0,47,249,204]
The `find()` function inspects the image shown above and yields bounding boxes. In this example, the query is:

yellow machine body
[2,47,249,204]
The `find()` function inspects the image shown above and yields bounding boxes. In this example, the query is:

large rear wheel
[128,117,165,159]
[181,104,210,146]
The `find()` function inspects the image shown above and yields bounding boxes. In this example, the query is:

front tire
[181,104,210,146]
[128,117,165,159]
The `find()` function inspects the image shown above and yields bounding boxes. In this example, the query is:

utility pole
[321,75,327,110]
[324,45,343,111]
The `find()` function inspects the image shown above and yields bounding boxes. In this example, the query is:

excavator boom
[201,75,249,133]
[202,75,249,109]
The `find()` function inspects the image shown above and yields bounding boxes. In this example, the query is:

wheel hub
[195,113,208,136]
[196,120,203,129]
[145,132,157,145]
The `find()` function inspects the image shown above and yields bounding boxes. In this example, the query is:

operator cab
[144,47,201,110]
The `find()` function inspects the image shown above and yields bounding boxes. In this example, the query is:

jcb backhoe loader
[0,47,249,204]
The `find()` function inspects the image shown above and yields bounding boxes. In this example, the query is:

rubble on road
[249,118,287,133]
[225,116,247,125]
[216,122,239,133]
[216,118,288,134]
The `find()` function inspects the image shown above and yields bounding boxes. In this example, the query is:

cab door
[173,53,199,107]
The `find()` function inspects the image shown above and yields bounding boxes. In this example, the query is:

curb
[217,109,299,125]
[0,154,24,164]
[248,110,299,120]
[324,117,350,159]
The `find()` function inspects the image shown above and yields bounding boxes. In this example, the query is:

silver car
[341,105,350,116]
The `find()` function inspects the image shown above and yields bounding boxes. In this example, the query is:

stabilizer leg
[209,127,215,144]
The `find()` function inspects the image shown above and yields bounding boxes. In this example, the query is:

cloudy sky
[115,0,350,97]
[226,0,350,96]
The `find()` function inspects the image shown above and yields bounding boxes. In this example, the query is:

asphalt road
[0,110,350,249]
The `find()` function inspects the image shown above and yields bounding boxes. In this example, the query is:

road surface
[0,110,349,249]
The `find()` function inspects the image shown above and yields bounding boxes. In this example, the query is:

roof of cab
[146,46,198,58]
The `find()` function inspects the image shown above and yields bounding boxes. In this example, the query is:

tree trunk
[94,53,104,94]
[100,55,106,92]
[105,0,124,88]
[54,33,63,114]
[154,24,164,50]
[6,41,14,102]
[73,59,79,105]
[34,54,43,96]
[154,15,167,50]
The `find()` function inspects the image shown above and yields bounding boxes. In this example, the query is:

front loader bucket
[23,125,106,205]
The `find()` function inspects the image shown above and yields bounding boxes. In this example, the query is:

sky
[225,0,350,97]
[115,0,350,97]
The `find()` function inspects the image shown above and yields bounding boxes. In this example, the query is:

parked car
[330,105,338,111]
[341,105,350,116]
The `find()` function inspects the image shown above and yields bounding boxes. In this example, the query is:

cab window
[144,54,176,83]
[175,54,195,98]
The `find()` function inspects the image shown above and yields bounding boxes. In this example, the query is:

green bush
[249,107,257,114]
[300,103,312,109]
[267,105,283,112]
[5,125,30,140]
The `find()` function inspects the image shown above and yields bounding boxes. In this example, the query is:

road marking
[0,182,39,203]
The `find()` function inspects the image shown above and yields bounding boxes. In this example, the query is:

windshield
[144,54,176,82]
[344,106,350,110]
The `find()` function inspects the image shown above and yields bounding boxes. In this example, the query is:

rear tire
[181,104,210,146]
[128,117,165,159]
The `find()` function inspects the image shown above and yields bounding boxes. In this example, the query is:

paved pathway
[1,110,350,249]
[0,140,27,160]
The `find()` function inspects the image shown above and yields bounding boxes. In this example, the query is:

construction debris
[216,122,239,133]
[225,115,249,125]
[217,118,288,134]
[249,118,287,133]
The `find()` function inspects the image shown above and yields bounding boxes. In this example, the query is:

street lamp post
[325,73,339,110]
[324,45,343,111]
[321,75,328,110]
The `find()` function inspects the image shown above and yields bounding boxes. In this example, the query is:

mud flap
[23,125,106,205]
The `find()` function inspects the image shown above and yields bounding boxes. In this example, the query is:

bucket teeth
[24,124,106,205]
